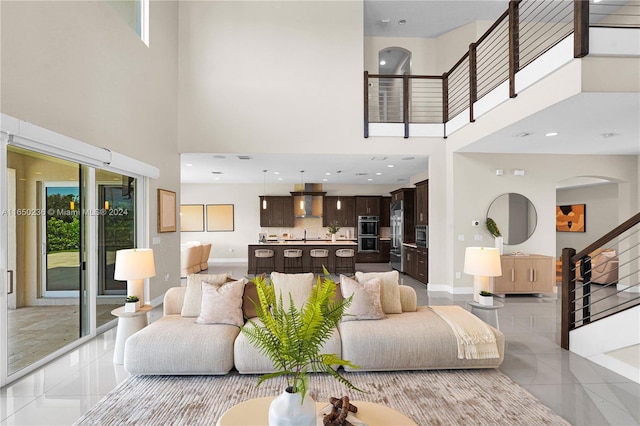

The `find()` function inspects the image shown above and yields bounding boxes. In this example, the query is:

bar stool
[310,249,329,274]
[335,248,355,275]
[283,249,303,273]
[254,249,275,275]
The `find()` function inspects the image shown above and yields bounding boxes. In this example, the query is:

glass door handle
[7,270,13,294]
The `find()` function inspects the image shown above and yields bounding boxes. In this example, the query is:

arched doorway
[378,47,411,122]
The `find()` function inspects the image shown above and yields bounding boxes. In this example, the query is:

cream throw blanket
[429,306,500,360]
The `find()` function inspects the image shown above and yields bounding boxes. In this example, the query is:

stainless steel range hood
[290,183,326,218]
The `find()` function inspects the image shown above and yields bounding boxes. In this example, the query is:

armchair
[576,248,619,285]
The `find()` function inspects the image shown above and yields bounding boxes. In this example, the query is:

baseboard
[211,258,248,264]
[426,284,473,294]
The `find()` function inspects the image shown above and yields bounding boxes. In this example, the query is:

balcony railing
[364,0,640,138]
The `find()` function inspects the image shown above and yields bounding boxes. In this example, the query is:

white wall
[180,182,400,262]
[556,183,619,258]
[1,1,181,301]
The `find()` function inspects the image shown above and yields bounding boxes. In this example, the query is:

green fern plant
[486,217,502,238]
[241,271,361,402]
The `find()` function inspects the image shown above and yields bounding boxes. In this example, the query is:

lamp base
[473,275,491,302]
[127,279,144,303]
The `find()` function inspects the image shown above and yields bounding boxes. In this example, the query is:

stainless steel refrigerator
[390,200,403,272]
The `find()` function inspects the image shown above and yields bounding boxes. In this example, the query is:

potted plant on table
[124,295,141,312]
[327,223,341,243]
[478,290,494,306]
[486,217,503,254]
[241,272,361,426]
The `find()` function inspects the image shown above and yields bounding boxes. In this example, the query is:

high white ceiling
[181,1,639,186]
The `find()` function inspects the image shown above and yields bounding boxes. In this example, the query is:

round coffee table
[216,396,418,425]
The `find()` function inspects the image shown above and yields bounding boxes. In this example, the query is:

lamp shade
[114,248,156,280]
[463,247,502,277]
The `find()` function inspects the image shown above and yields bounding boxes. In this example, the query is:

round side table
[111,304,152,364]
[467,301,504,329]
[216,397,418,426]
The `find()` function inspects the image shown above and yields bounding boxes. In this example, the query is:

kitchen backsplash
[260,217,390,240]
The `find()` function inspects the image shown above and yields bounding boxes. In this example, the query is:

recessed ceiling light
[277,177,283,181]
[380,19,390,24]
[545,132,559,137]
[387,164,395,168]
[325,172,331,175]
[274,171,280,175]
[379,60,386,66]
[185,163,193,167]
[367,178,373,181]
[376,172,382,176]
[322,178,328,182]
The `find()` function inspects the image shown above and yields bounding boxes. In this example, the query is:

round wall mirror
[486,193,537,245]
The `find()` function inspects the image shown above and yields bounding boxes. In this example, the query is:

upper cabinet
[323,196,355,227]
[355,196,381,216]
[380,196,391,227]
[259,196,294,227]
[415,180,429,225]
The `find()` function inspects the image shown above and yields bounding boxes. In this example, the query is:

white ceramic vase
[331,234,337,243]
[494,236,503,255]
[268,388,316,426]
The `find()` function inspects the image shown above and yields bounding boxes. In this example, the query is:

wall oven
[358,215,379,253]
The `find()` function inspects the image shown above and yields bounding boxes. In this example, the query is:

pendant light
[262,170,268,209]
[299,170,305,211]
[336,170,342,210]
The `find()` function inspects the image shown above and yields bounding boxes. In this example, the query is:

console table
[216,396,417,425]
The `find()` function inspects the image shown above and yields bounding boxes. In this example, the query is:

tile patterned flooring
[1,262,639,425]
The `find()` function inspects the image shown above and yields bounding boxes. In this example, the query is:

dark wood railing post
[363,71,370,138]
[403,73,409,138]
[442,72,449,134]
[508,0,520,98]
[561,247,577,350]
[469,43,477,123]
[574,0,589,58]
[581,255,592,325]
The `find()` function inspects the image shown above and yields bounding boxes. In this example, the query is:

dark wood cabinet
[390,188,415,243]
[355,196,381,216]
[380,196,391,227]
[259,196,294,227]
[380,239,391,263]
[403,245,428,285]
[415,180,429,225]
[323,196,355,227]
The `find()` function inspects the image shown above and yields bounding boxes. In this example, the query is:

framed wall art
[180,204,205,232]
[157,189,177,233]
[556,204,586,232]
[206,204,234,232]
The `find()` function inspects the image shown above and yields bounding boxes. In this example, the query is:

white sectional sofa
[124,271,505,375]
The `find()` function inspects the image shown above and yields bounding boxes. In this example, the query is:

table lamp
[464,247,502,302]
[114,248,156,303]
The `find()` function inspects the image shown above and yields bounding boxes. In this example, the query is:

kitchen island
[248,241,357,275]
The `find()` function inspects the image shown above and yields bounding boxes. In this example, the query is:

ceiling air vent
[237,155,252,160]
[211,171,223,175]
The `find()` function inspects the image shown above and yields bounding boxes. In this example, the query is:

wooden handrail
[572,212,640,262]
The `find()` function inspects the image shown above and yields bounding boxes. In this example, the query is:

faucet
[303,229,307,242]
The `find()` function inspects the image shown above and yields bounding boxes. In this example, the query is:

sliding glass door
[5,146,87,376]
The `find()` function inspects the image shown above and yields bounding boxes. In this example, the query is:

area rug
[75,369,569,425]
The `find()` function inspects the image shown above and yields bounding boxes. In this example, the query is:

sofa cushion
[338,306,505,371]
[124,315,239,375]
[340,275,385,322]
[355,270,402,314]
[181,273,230,317]
[196,279,246,327]
[270,272,314,309]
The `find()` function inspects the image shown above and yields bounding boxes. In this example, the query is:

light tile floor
[1,263,638,425]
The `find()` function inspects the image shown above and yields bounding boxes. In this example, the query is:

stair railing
[561,212,640,350]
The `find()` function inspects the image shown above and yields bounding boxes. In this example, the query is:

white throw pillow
[270,272,314,309]
[355,270,402,314]
[196,279,246,327]
[181,273,230,317]
[340,275,385,322]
